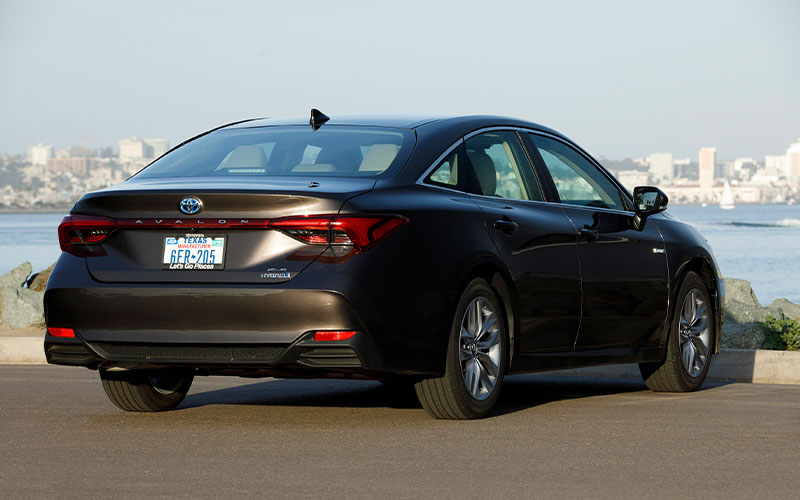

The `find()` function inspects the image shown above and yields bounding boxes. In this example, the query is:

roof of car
[222,114,564,137]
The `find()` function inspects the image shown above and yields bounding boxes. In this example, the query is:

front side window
[465,131,543,201]
[530,134,627,210]
[134,126,413,179]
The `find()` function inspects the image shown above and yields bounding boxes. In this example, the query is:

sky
[1,0,798,160]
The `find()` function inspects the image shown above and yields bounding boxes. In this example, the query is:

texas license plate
[162,234,225,270]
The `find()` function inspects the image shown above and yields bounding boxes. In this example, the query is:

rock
[0,286,45,328]
[724,301,784,324]
[724,278,761,308]
[0,262,33,288]
[721,322,766,349]
[28,263,55,292]
[768,299,800,321]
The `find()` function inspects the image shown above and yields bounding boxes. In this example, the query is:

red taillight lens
[58,215,116,255]
[313,330,356,341]
[268,217,332,245]
[48,327,75,338]
[271,215,407,252]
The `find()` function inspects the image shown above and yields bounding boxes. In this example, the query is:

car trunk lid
[71,177,375,284]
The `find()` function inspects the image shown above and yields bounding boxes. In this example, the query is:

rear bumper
[44,329,388,376]
[44,248,453,377]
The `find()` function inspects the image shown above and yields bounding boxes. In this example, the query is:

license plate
[162,234,225,270]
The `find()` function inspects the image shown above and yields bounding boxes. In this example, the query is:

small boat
[720,181,735,210]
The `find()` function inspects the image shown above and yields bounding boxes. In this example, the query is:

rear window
[134,126,414,179]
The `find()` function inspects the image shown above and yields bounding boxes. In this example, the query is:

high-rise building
[119,138,145,161]
[698,147,716,200]
[786,139,800,182]
[47,157,93,176]
[765,155,786,173]
[144,138,169,159]
[27,144,54,166]
[648,153,674,184]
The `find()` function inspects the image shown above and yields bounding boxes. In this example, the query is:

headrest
[468,151,496,195]
[219,145,268,173]
[359,144,399,172]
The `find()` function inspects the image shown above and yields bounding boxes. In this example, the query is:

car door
[525,133,668,351]
[459,130,582,353]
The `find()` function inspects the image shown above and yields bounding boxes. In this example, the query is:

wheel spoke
[464,358,475,392]
[682,340,694,373]
[477,351,498,379]
[474,300,483,336]
[691,336,708,360]
[477,315,497,341]
[477,328,499,351]
[470,359,481,396]
[477,361,493,393]
[466,303,478,337]
[691,317,709,336]
[693,303,708,323]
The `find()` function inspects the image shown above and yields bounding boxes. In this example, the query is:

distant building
[48,157,94,176]
[144,138,169,159]
[119,137,146,161]
[119,137,169,160]
[787,139,800,182]
[698,147,716,200]
[616,170,649,192]
[647,153,674,185]
[765,155,787,173]
[28,144,53,166]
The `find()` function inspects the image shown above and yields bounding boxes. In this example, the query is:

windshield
[134,126,414,179]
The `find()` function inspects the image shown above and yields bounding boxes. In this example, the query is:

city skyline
[1,0,799,159]
[4,133,798,211]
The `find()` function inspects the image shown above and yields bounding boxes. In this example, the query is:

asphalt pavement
[1,366,798,499]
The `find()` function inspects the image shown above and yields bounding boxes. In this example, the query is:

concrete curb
[1,338,798,384]
[540,348,800,385]
[0,337,45,364]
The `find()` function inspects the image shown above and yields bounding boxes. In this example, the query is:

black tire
[100,369,194,412]
[414,278,508,419]
[640,271,714,392]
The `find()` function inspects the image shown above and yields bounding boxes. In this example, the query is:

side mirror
[632,186,668,230]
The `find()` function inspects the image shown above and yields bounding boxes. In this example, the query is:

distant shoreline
[0,202,795,215]
[0,208,71,214]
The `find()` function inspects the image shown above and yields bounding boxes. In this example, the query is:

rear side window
[530,134,627,210]
[134,126,413,179]
[426,149,461,188]
[465,131,543,201]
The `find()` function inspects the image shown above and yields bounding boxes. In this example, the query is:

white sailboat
[720,181,735,210]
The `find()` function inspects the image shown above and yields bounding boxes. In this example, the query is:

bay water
[1,205,797,303]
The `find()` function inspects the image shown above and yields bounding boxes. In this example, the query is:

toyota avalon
[44,110,724,419]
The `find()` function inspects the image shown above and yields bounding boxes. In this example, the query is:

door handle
[493,219,519,235]
[578,227,599,242]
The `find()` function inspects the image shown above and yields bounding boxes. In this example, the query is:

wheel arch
[453,257,518,368]
[671,254,722,354]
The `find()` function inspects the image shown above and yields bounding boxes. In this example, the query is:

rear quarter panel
[336,184,500,374]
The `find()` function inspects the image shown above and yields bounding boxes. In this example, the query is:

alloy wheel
[459,297,502,401]
[678,289,711,377]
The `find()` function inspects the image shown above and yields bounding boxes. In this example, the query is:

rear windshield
[134,126,414,179]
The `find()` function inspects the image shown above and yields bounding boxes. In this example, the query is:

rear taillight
[313,330,356,341]
[272,215,407,252]
[58,215,116,256]
[48,327,75,338]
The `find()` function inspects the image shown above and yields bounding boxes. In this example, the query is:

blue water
[666,205,800,304]
[0,213,65,277]
[0,205,798,303]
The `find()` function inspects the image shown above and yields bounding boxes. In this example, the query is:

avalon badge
[179,197,202,215]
